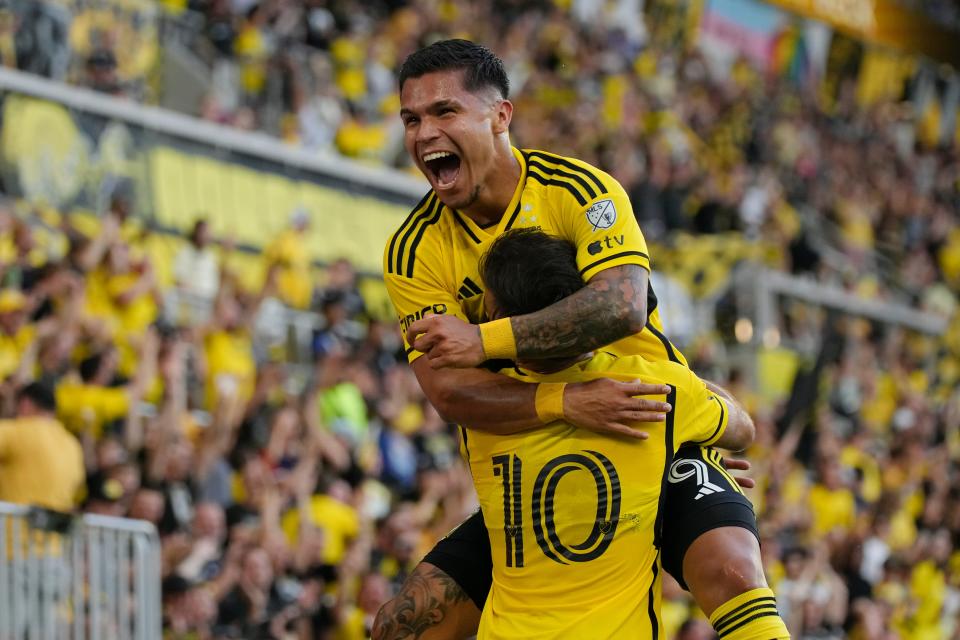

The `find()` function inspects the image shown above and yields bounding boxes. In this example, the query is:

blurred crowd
[676,300,960,639]
[1,1,959,640]
[2,197,959,640]
[0,196,476,639]
[895,0,960,30]
[5,1,959,302]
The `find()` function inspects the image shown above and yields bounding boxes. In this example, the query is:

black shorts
[660,445,759,590]
[423,446,758,609]
[422,508,492,611]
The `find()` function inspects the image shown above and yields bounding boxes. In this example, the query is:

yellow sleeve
[558,161,651,281]
[383,235,465,364]
[105,274,131,300]
[97,387,131,422]
[674,372,728,448]
[55,385,82,426]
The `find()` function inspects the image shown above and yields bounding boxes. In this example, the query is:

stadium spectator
[173,219,221,300]
[0,382,84,511]
[263,208,312,310]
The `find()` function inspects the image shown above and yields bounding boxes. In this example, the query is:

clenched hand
[406,315,486,368]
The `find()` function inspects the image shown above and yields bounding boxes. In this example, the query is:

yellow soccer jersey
[383,147,685,366]
[468,351,728,640]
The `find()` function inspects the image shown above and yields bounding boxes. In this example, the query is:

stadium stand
[0,0,959,638]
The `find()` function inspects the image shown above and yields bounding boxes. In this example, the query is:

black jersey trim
[453,211,482,244]
[526,158,597,202]
[527,150,607,195]
[404,200,444,277]
[503,199,524,231]
[387,191,434,275]
[647,554,660,639]
[527,169,587,206]
[392,194,439,276]
[578,251,649,277]
[653,386,677,550]
[459,425,470,462]
[647,321,680,364]
[688,396,726,446]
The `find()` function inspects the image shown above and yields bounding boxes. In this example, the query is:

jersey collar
[452,146,528,242]
[496,146,529,235]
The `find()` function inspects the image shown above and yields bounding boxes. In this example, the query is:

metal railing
[0,503,161,640]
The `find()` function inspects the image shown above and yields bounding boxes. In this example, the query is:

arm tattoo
[512,265,648,360]
[371,566,471,640]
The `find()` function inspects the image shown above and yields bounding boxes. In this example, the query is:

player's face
[400,70,509,210]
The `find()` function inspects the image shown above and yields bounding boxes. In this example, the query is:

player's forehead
[399,69,475,110]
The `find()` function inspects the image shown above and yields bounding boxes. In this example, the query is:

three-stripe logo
[457,277,483,300]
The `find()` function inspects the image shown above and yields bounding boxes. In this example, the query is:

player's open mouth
[423,151,461,189]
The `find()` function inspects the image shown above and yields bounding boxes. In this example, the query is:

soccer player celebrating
[377,39,788,640]
[469,228,765,637]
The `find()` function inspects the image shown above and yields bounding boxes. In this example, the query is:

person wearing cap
[263,208,312,309]
[0,382,84,511]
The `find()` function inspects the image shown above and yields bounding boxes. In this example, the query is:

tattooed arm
[371,563,478,640]
[407,356,667,437]
[512,264,647,359]
[407,264,648,366]
[404,265,668,437]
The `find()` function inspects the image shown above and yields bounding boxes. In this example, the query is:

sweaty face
[400,70,502,210]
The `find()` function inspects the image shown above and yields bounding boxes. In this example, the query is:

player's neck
[460,146,521,227]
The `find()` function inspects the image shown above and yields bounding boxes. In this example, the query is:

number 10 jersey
[466,352,729,640]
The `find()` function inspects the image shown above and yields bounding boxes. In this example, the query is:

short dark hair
[480,229,583,317]
[79,353,104,383]
[19,381,56,413]
[398,39,509,98]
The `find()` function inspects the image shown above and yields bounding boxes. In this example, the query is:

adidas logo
[457,277,483,301]
[695,480,725,500]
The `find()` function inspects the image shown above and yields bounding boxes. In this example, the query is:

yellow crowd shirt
[107,272,158,335]
[0,324,35,381]
[807,483,856,536]
[204,329,255,409]
[264,229,312,309]
[383,147,685,367]
[56,383,130,439]
[0,415,84,511]
[280,494,360,565]
[467,352,728,639]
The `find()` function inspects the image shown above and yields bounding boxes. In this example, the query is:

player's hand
[406,315,485,369]
[721,458,755,489]
[564,378,673,440]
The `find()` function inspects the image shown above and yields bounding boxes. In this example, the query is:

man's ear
[492,99,513,134]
